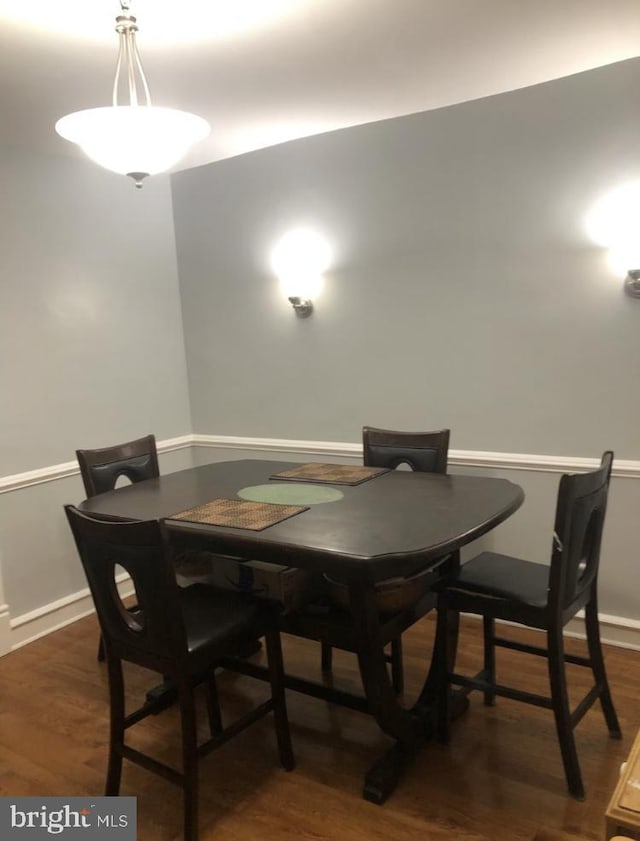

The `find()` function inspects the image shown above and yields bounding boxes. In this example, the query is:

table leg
[348,552,465,804]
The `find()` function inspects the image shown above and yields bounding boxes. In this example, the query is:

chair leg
[320,641,333,673]
[482,616,496,706]
[178,678,200,841]
[547,627,585,800]
[435,600,453,745]
[390,637,404,695]
[204,674,223,736]
[105,657,124,796]
[264,627,295,771]
[584,597,622,737]
[97,634,106,663]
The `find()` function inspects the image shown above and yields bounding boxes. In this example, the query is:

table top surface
[79,458,524,582]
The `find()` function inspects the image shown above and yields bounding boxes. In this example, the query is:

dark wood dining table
[79,457,524,803]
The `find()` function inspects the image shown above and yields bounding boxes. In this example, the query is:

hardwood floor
[1,612,638,841]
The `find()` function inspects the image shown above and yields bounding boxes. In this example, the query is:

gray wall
[0,145,192,616]
[1,146,192,475]
[172,58,640,459]
[1,448,193,620]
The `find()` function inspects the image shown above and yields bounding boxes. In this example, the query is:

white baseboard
[9,577,134,651]
[473,612,640,652]
[565,612,640,651]
[0,602,11,656]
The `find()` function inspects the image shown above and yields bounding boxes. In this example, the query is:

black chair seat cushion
[179,584,263,654]
[449,552,550,609]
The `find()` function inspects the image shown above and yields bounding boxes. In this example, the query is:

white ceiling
[2,0,640,173]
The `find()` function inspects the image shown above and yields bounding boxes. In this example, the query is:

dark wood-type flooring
[1,611,638,841]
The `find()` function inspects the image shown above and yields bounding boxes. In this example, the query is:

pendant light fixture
[55,1,210,188]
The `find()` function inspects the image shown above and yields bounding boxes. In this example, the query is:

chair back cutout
[550,451,613,612]
[65,506,186,660]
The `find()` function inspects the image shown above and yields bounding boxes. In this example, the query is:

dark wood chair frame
[436,451,621,800]
[65,506,294,841]
[76,433,160,498]
[76,434,160,662]
[320,426,451,694]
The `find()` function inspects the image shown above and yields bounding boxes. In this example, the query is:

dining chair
[436,451,620,800]
[76,434,160,661]
[320,426,451,693]
[65,506,294,841]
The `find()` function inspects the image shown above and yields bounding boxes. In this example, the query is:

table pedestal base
[364,740,419,804]
[363,691,469,804]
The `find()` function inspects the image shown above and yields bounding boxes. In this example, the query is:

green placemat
[271,463,388,486]
[168,498,308,531]
[238,483,344,505]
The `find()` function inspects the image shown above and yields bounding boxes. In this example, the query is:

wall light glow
[271,229,330,295]
[271,228,331,317]
[607,246,640,278]
[586,180,640,249]
[587,180,640,296]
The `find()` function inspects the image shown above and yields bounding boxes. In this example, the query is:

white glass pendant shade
[55,2,210,187]
[55,106,210,184]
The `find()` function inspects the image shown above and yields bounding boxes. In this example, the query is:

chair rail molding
[2,435,640,493]
[190,435,640,478]
[0,435,192,494]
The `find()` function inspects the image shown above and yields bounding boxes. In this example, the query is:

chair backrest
[549,451,613,613]
[362,426,450,474]
[65,506,186,663]
[76,434,159,497]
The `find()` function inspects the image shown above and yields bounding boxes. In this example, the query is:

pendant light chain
[113,1,152,108]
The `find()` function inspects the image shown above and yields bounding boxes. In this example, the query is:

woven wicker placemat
[168,498,308,531]
[271,463,388,486]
